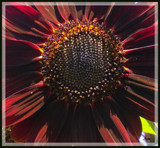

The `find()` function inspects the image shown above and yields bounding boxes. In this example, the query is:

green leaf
[140,116,158,135]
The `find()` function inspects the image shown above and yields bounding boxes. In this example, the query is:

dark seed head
[41,20,125,104]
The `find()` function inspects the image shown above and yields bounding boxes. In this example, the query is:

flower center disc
[41,20,125,103]
[57,33,106,91]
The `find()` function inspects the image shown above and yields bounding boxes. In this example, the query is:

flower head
[3,2,158,145]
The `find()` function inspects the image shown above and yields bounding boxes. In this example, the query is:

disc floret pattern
[41,20,125,104]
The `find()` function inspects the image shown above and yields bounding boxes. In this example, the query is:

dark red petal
[104,5,132,29]
[126,52,154,67]
[71,105,103,142]
[5,17,49,41]
[104,99,142,143]
[6,71,43,97]
[124,79,156,108]
[6,60,41,79]
[68,4,78,21]
[124,45,155,78]
[7,30,48,44]
[86,6,111,22]
[113,5,148,28]
[113,75,156,121]
[92,101,128,144]
[123,25,157,49]
[11,113,37,142]
[56,104,75,142]
[57,104,104,142]
[115,5,156,40]
[127,74,156,87]
[34,4,61,25]
[56,103,104,143]
[57,2,71,22]
[6,39,42,66]
[5,82,50,126]
[27,101,69,142]
[82,6,92,21]
[92,99,142,144]
[125,66,154,79]
[123,26,157,78]
[6,4,53,35]
[124,44,155,58]
[75,6,85,21]
[130,68,154,78]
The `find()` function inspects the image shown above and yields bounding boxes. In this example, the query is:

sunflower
[3,2,158,146]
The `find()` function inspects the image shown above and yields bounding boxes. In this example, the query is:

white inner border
[2,2,158,146]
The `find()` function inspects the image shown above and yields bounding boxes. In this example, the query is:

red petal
[106,99,142,143]
[90,6,111,21]
[115,5,156,40]
[125,49,155,77]
[123,25,157,49]
[82,6,91,21]
[6,4,52,34]
[34,124,48,142]
[92,102,125,143]
[71,105,103,142]
[7,30,48,44]
[5,82,50,126]
[6,60,41,79]
[92,99,142,144]
[5,4,52,43]
[68,4,78,21]
[57,2,71,22]
[34,3,61,25]
[11,114,36,142]
[106,101,141,143]
[104,5,131,29]
[27,101,69,142]
[6,71,43,97]
[6,39,42,66]
[127,74,156,87]
[124,44,155,58]
[56,104,75,142]
[113,79,155,121]
[76,6,85,20]
[109,112,132,143]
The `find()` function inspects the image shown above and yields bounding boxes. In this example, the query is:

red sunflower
[2,2,158,146]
